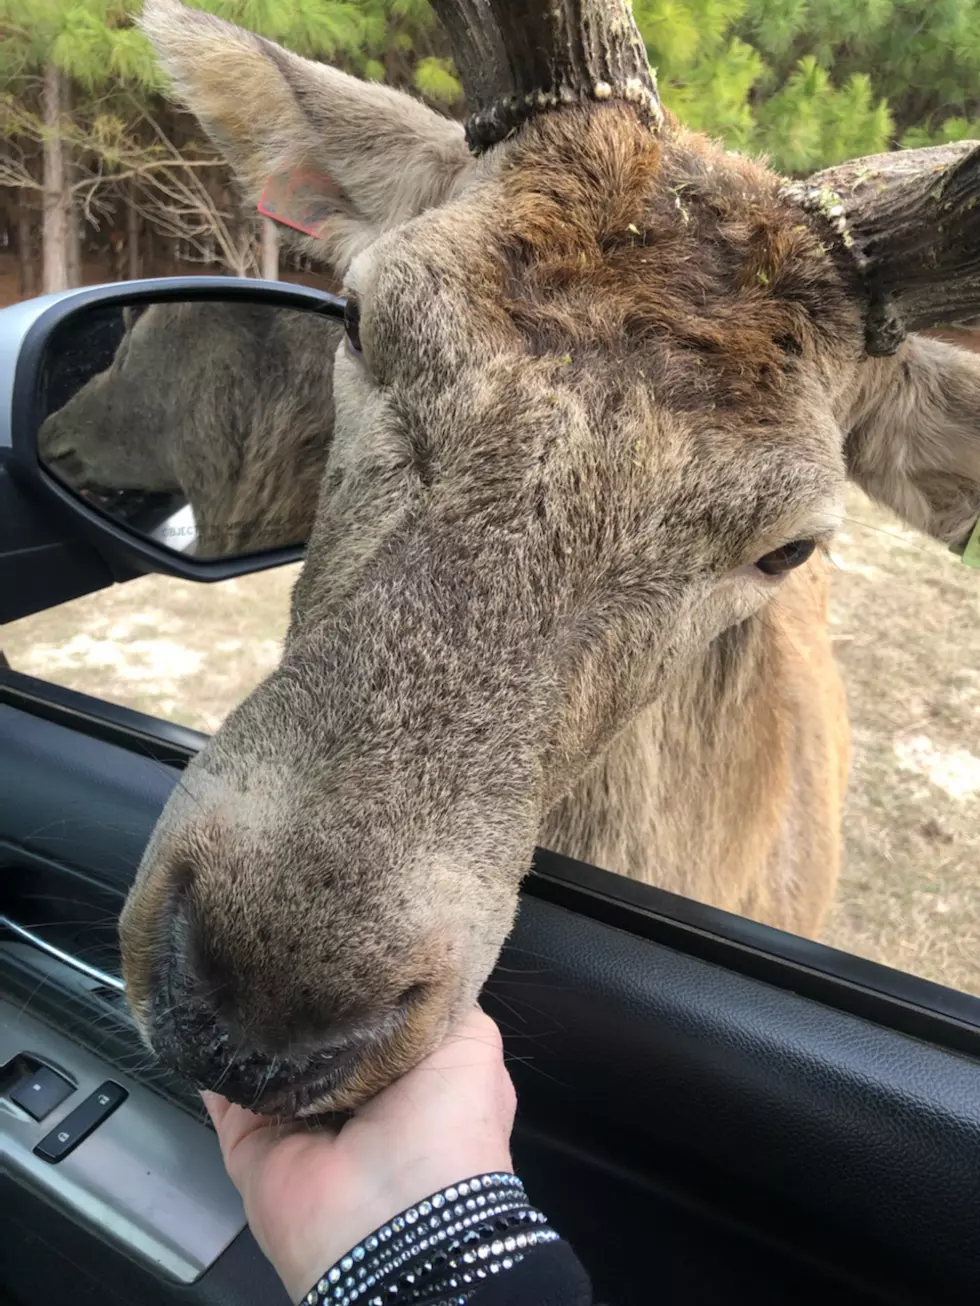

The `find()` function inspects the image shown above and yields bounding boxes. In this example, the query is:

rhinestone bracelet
[346,1192,535,1285]
[302,1174,558,1306]
[305,1173,524,1299]
[348,1179,529,1271]
[304,1177,545,1306]
[370,1211,558,1306]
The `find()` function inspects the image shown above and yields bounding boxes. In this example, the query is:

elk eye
[755,538,817,576]
[344,298,362,354]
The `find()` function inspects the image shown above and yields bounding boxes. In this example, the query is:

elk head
[120,0,980,1116]
[38,301,337,556]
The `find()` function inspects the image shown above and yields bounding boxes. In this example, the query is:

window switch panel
[10,1065,75,1121]
[34,1081,127,1163]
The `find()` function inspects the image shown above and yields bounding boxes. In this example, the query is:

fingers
[200,1090,231,1130]
[455,1007,516,1126]
[378,1005,513,1122]
[201,1091,314,1190]
[428,1006,505,1066]
[201,1090,269,1150]
[202,1006,509,1188]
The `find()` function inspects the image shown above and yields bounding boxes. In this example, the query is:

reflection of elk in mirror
[120,0,980,1118]
[39,301,338,556]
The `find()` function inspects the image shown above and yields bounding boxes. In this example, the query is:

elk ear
[844,335,980,561]
[139,0,472,274]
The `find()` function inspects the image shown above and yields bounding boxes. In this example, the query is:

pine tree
[6,1,980,297]
[0,0,437,287]
[0,0,166,290]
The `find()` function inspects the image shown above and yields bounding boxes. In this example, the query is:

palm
[203,1009,516,1302]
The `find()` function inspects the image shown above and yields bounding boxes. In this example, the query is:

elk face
[39,301,337,556]
[39,304,180,495]
[120,0,980,1116]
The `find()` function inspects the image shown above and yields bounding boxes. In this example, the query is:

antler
[428,0,663,153]
[787,142,980,355]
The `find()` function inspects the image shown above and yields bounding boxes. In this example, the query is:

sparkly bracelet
[302,1173,559,1306]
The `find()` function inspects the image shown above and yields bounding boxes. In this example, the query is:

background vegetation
[6,0,980,296]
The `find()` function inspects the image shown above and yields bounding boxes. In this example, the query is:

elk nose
[144,900,382,1105]
[159,1012,364,1111]
[149,950,372,1109]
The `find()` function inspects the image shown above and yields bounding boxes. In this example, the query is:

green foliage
[7,0,980,179]
[208,0,366,59]
[632,0,896,170]
[413,55,461,105]
[0,0,163,90]
[8,0,980,281]
[727,1,980,169]
[902,116,980,149]
[753,58,894,170]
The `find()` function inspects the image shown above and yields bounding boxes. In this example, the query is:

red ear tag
[257,170,344,238]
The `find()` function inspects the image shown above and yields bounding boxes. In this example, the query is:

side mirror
[0,278,345,622]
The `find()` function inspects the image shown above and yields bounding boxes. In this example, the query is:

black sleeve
[466,1238,600,1306]
[297,1174,590,1306]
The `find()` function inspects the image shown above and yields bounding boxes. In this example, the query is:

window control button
[10,1066,75,1122]
[34,1081,128,1163]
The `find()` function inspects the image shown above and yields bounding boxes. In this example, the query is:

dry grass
[822,489,980,995]
[4,567,299,734]
[3,486,978,995]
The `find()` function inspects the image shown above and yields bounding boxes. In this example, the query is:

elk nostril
[166,861,198,947]
[396,982,429,1010]
[169,858,198,903]
[163,870,237,1014]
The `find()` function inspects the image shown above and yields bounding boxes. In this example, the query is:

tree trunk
[64,87,82,289]
[42,61,71,294]
[17,195,38,298]
[260,217,279,280]
[231,225,249,277]
[142,220,154,276]
[66,194,81,288]
[258,216,278,280]
[227,204,251,277]
[127,188,141,280]
[109,226,125,280]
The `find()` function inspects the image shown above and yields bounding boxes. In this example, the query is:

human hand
[202,1007,517,1303]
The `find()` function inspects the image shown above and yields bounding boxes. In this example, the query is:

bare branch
[0,132,43,191]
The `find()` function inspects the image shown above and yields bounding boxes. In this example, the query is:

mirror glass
[36,298,339,559]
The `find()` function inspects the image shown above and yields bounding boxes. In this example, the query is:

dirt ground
[4,485,977,995]
[822,489,980,995]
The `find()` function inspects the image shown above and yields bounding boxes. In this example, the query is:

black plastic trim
[5,277,345,585]
[33,1080,128,1163]
[0,666,207,765]
[525,849,980,1060]
[3,666,980,1062]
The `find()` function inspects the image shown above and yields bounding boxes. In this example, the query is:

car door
[2,283,979,1306]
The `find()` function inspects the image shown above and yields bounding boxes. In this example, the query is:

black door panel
[0,701,180,886]
[0,1181,289,1306]
[2,696,979,1306]
[492,904,980,1304]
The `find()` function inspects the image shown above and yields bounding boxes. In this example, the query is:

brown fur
[118,0,980,1117]
[543,555,850,934]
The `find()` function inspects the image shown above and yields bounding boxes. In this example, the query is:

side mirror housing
[0,278,345,623]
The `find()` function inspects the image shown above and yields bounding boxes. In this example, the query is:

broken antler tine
[786,141,980,355]
[428,0,663,153]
